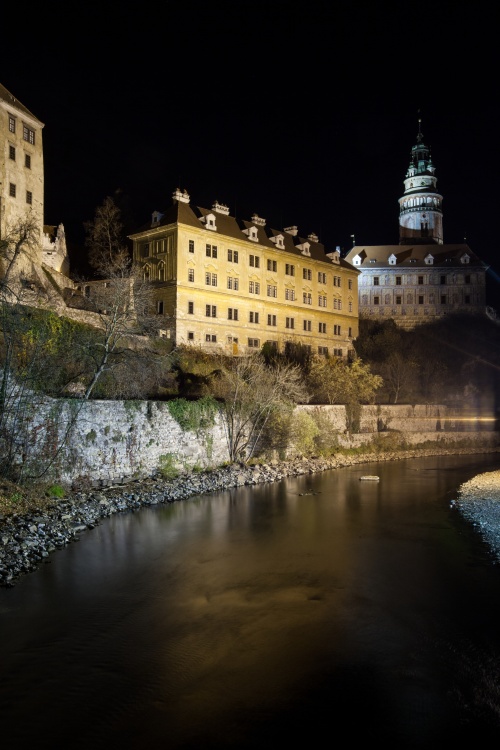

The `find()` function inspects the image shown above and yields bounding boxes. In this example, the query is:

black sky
[3,2,500,304]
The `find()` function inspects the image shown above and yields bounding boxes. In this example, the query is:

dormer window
[201,212,217,231]
[461,253,470,264]
[425,254,434,265]
[243,226,259,242]
[326,251,340,265]
[352,254,362,266]
[388,254,397,265]
[270,234,285,249]
[295,241,310,256]
[151,211,163,225]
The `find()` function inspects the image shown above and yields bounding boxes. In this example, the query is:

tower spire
[398,119,443,245]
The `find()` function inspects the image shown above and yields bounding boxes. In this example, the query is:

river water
[2,453,500,748]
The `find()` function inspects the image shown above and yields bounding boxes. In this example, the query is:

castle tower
[398,119,443,245]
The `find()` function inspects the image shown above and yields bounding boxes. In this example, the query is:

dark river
[2,454,500,748]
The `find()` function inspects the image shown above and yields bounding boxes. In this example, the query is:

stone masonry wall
[19,398,500,488]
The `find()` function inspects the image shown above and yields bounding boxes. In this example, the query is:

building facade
[345,121,487,329]
[1,82,69,284]
[129,189,359,357]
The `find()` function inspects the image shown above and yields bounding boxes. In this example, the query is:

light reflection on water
[1,454,500,748]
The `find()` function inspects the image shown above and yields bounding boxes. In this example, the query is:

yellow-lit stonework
[130,190,359,357]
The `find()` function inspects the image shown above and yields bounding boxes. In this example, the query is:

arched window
[158,262,165,281]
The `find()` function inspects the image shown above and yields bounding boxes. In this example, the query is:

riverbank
[455,469,500,563]
[1,445,499,587]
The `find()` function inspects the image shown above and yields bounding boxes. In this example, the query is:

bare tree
[80,197,166,399]
[208,353,309,462]
[0,212,41,298]
[84,196,129,275]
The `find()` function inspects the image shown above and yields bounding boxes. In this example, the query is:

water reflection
[1,454,500,747]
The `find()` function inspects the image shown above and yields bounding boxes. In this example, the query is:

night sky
[3,2,500,305]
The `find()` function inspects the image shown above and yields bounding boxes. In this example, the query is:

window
[249,254,260,268]
[189,240,194,253]
[465,274,471,284]
[267,314,277,326]
[334,325,341,335]
[248,338,260,348]
[25,153,31,169]
[333,275,341,287]
[26,191,32,205]
[396,276,402,286]
[303,292,312,305]
[303,268,312,280]
[285,317,295,329]
[23,125,35,144]
[396,295,402,305]
[9,116,15,133]
[374,296,380,305]
[285,288,296,301]
[249,281,260,294]
[249,311,260,324]
[440,276,446,285]
[303,320,312,331]
[205,272,217,286]
[267,284,277,297]
[9,145,15,160]
[333,298,342,310]
[318,295,327,307]
[228,308,239,321]
[418,295,424,304]
[348,327,353,337]
[206,244,217,258]
[157,301,164,314]
[318,346,328,355]
[227,277,239,290]
[319,322,327,333]
[206,304,217,317]
[318,271,327,284]
[285,263,295,276]
[9,183,16,197]
[333,348,343,357]
[418,276,424,285]
[348,301,352,312]
[348,279,352,290]
[228,249,239,263]
[373,277,379,286]
[188,268,194,282]
[141,242,150,258]
[188,332,194,341]
[464,295,471,304]
[205,334,217,342]
[188,301,194,314]
[440,295,447,304]
[267,259,277,272]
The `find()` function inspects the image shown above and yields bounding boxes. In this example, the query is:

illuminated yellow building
[129,189,359,357]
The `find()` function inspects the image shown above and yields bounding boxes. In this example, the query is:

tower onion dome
[399,117,443,244]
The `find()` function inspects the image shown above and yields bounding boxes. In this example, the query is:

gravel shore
[1,446,499,588]
[455,469,500,562]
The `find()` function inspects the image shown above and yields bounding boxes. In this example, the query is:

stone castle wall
[17,398,499,488]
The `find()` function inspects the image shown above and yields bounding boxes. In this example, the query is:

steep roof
[129,193,357,272]
[0,82,43,125]
[344,243,487,269]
